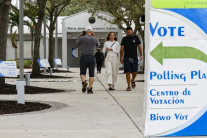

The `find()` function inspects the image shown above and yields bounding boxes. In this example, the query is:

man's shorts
[124,57,138,73]
[80,55,96,77]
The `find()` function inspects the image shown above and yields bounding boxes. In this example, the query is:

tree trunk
[0,0,11,85]
[32,0,47,75]
[32,25,41,75]
[48,24,55,68]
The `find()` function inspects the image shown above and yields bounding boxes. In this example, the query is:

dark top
[95,51,104,62]
[121,35,141,58]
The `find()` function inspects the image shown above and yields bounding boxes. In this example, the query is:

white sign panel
[37,59,50,68]
[0,61,17,77]
[145,1,207,137]
[54,58,62,66]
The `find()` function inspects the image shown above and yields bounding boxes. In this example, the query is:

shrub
[13,60,33,68]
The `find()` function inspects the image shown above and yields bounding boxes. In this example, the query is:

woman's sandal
[126,87,131,91]
[131,81,136,89]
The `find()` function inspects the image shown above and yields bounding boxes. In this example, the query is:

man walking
[120,27,143,91]
[76,26,100,94]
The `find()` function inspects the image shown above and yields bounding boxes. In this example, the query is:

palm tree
[9,10,19,48]
[9,9,35,58]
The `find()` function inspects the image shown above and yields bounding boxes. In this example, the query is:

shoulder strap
[110,41,116,48]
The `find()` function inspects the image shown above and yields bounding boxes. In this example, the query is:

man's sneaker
[82,81,88,92]
[108,87,115,90]
[87,87,93,94]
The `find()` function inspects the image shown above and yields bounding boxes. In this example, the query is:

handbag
[105,41,116,58]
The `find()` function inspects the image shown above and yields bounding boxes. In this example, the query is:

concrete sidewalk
[1,68,145,138]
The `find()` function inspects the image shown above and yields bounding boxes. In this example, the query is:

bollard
[67,66,70,72]
[50,68,53,76]
[25,73,30,86]
[16,80,25,104]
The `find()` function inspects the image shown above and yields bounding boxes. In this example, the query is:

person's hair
[106,32,117,41]
[97,48,101,52]
[126,26,133,31]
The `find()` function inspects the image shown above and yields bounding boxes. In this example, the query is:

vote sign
[145,0,207,137]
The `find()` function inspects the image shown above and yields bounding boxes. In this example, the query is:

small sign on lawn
[37,59,51,68]
[0,61,17,77]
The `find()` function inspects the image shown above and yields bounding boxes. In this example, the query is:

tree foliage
[75,0,145,71]
[60,0,86,16]
[75,0,145,36]
[9,9,34,49]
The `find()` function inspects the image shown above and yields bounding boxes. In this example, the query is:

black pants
[96,61,103,73]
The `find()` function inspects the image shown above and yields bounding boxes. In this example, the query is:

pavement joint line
[96,76,143,134]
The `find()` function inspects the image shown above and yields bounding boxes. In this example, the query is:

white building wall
[6,35,48,61]
[6,36,16,60]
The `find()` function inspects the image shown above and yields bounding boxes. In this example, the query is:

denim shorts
[80,55,96,77]
[124,57,138,73]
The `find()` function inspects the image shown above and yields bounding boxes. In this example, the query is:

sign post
[17,0,25,104]
[145,0,207,137]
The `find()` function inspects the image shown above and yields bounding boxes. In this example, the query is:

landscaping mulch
[0,68,75,114]
[52,69,74,73]
[29,73,72,79]
[7,74,72,79]
[0,84,66,94]
[0,101,51,115]
[28,69,74,74]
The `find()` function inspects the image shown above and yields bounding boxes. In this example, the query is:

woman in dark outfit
[95,48,104,74]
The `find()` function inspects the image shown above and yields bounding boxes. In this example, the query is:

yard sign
[145,0,207,136]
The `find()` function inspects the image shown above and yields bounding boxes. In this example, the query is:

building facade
[62,11,122,67]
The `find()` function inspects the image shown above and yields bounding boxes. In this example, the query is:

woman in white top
[102,32,120,90]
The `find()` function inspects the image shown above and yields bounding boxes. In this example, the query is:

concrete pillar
[16,80,25,104]
[62,20,67,68]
